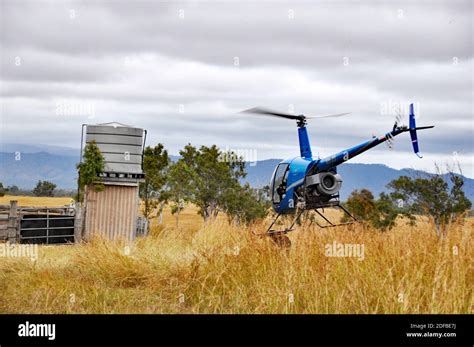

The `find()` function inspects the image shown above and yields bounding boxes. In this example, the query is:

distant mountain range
[1,144,473,202]
[244,159,473,202]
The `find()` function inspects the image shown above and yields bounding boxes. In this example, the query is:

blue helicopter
[244,104,434,246]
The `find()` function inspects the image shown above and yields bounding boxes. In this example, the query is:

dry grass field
[0,196,472,314]
[0,195,73,207]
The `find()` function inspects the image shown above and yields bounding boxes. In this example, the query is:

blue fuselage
[270,125,410,214]
[267,103,431,214]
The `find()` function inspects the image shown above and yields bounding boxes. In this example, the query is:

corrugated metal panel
[86,133,143,146]
[87,125,143,136]
[84,184,139,242]
[100,153,142,164]
[85,124,144,175]
[90,143,143,155]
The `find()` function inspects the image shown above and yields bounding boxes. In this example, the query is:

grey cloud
[2,1,471,63]
[0,0,472,177]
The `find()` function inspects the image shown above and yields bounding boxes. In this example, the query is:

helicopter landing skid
[254,209,305,248]
[310,203,357,228]
[253,203,357,247]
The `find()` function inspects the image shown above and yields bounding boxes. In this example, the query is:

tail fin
[409,104,421,157]
[408,103,434,158]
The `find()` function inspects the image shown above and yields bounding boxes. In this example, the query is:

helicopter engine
[304,171,343,203]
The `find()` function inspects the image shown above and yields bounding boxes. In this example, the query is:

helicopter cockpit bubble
[271,163,289,203]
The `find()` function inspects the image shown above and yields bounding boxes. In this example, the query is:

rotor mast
[296,117,312,159]
[241,107,349,161]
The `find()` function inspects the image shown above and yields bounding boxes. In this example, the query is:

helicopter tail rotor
[408,103,434,158]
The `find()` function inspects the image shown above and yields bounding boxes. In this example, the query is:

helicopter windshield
[272,163,289,203]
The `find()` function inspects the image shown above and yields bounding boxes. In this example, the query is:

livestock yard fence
[0,200,148,245]
[0,201,80,244]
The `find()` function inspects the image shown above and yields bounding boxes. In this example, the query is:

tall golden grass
[0,206,472,314]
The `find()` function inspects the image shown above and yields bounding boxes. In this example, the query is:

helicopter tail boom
[315,104,434,171]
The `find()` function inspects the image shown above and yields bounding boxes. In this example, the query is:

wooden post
[7,200,18,243]
[82,186,90,242]
[74,202,83,243]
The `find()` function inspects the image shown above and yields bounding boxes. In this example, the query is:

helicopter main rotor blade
[241,107,303,120]
[306,112,351,119]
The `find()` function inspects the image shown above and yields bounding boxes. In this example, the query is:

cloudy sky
[1,0,473,176]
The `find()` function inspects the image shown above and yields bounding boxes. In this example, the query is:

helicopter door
[272,163,289,204]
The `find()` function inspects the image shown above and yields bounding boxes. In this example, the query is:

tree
[342,189,399,231]
[7,185,19,195]
[223,183,268,225]
[344,189,375,220]
[167,159,194,226]
[178,144,246,221]
[0,182,7,197]
[33,180,57,197]
[255,185,271,203]
[371,192,399,230]
[387,171,472,236]
[139,144,170,223]
[76,141,105,202]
